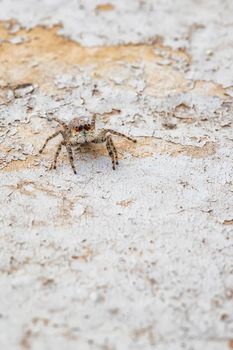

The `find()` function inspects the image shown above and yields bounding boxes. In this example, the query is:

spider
[39,114,137,174]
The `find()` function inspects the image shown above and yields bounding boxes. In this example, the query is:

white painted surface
[0,1,232,349]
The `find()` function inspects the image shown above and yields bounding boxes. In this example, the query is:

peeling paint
[0,2,233,350]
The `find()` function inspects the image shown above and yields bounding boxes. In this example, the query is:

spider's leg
[39,131,61,154]
[66,145,77,174]
[104,129,137,143]
[51,117,68,130]
[50,141,64,170]
[108,134,118,165]
[106,134,116,170]
[39,115,68,130]
[91,114,97,129]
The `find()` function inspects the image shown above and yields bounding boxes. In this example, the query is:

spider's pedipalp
[39,130,62,154]
[91,114,97,129]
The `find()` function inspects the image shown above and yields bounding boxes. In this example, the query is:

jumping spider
[39,114,137,174]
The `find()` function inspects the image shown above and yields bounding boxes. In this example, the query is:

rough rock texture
[0,1,232,350]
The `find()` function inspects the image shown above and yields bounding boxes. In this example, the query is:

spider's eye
[75,125,84,131]
[84,124,91,131]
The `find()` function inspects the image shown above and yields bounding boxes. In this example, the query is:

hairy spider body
[39,115,137,174]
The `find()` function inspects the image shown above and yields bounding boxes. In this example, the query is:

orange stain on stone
[95,3,115,11]
[0,21,190,97]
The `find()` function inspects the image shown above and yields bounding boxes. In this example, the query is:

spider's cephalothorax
[39,114,137,174]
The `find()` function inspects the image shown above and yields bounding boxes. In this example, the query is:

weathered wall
[0,1,232,350]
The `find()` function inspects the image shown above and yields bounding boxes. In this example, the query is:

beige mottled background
[0,1,233,349]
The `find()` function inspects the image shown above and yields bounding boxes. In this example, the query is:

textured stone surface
[0,1,233,350]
